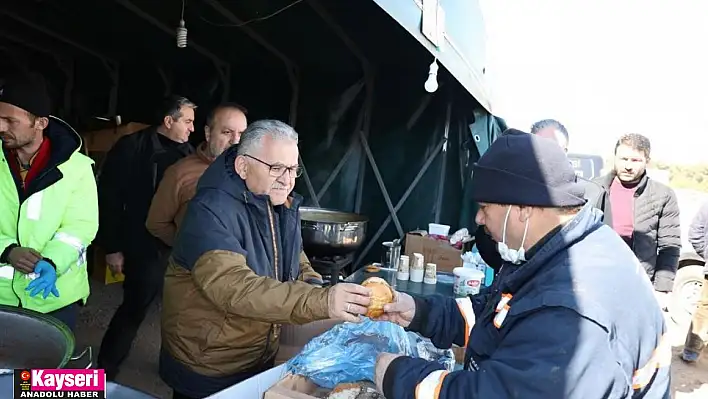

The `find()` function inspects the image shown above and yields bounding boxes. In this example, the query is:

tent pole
[358,130,404,239]
[317,107,365,201]
[103,61,120,117]
[156,66,172,97]
[288,69,319,206]
[458,117,467,189]
[201,0,321,204]
[434,101,452,223]
[307,0,374,213]
[406,95,433,131]
[57,58,75,118]
[354,85,374,213]
[316,142,356,202]
[355,137,446,267]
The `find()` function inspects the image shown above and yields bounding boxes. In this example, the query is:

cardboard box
[276,319,341,365]
[208,366,331,399]
[82,122,149,153]
[264,375,329,399]
[207,364,287,398]
[404,233,463,273]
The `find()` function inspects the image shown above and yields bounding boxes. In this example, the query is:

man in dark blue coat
[373,130,670,399]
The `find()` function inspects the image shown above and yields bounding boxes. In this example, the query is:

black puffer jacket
[594,173,681,291]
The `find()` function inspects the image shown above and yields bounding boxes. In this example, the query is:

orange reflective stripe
[496,293,512,312]
[493,304,510,328]
[632,333,671,390]
[492,293,512,329]
[415,370,449,399]
[455,297,475,347]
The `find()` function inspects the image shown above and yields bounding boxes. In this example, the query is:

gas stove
[309,254,355,286]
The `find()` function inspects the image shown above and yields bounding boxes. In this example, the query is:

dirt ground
[667,313,708,398]
[75,279,708,399]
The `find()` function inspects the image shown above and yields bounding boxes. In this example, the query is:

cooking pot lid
[0,305,74,369]
[300,207,368,223]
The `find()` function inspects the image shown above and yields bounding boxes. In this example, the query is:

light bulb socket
[176,19,188,48]
[428,59,439,74]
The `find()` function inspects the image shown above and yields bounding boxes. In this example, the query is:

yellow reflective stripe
[415,370,449,399]
[455,297,475,347]
[632,333,671,390]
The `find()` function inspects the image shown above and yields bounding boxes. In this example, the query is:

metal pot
[300,207,368,258]
[0,305,92,372]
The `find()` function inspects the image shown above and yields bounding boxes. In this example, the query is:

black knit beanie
[0,72,51,117]
[471,129,585,207]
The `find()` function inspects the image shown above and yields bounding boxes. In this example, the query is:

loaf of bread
[326,382,384,399]
[361,277,394,318]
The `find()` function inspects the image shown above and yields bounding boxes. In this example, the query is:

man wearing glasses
[159,119,372,399]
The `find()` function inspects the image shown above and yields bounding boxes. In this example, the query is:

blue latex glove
[26,260,60,299]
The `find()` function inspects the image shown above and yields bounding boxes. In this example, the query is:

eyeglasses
[244,154,302,178]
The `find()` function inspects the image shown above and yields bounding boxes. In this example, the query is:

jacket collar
[198,145,303,211]
[196,142,214,164]
[599,171,649,195]
[502,205,604,292]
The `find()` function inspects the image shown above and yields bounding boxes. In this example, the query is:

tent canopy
[0,0,504,265]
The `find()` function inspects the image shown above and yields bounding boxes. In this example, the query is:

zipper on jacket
[259,203,281,362]
[12,201,22,306]
[266,204,279,281]
[632,190,639,252]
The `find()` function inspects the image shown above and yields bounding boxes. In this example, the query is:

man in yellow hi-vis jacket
[0,72,98,331]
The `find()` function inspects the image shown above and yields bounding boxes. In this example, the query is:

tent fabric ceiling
[2,1,428,70]
[0,0,491,116]
[0,0,500,266]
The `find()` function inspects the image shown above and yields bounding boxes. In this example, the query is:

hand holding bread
[327,283,372,323]
[361,277,394,318]
[361,277,416,328]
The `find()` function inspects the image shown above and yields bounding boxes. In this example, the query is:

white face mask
[497,205,530,264]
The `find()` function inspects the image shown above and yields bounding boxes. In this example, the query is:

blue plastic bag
[286,318,456,389]
[286,318,413,389]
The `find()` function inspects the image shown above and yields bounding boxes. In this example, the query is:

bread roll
[361,277,394,318]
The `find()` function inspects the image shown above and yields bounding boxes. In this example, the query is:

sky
[479,0,708,164]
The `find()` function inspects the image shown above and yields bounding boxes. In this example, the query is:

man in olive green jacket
[0,73,98,331]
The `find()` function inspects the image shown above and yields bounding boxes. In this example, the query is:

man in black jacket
[593,133,681,309]
[96,95,196,381]
[475,120,609,271]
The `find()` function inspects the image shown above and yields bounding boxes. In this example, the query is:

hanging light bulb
[176,19,188,48]
[424,59,439,93]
